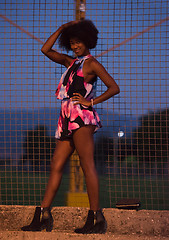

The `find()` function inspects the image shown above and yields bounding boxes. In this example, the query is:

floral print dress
[55,54,102,140]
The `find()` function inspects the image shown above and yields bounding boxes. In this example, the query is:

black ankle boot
[74,210,95,234]
[90,209,107,234]
[21,207,53,232]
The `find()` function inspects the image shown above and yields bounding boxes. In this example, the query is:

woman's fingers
[62,20,79,29]
[73,93,81,97]
[71,93,82,101]
[71,93,91,107]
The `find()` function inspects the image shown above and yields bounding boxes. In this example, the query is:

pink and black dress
[55,54,102,140]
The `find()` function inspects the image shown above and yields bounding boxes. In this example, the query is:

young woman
[21,20,120,234]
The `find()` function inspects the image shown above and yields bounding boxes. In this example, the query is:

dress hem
[55,123,102,141]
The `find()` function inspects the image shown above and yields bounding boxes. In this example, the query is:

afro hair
[58,19,99,51]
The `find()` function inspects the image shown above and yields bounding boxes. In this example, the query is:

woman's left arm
[90,59,120,106]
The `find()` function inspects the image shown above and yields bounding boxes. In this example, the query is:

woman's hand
[61,20,79,30]
[41,20,80,67]
[71,93,91,107]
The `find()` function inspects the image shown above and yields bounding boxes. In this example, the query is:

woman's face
[70,38,90,57]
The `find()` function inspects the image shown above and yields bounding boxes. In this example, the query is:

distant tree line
[21,125,55,171]
[95,108,169,176]
[19,108,169,176]
[133,108,169,175]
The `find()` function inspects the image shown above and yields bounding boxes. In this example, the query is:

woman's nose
[73,43,78,48]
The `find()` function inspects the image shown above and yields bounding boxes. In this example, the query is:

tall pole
[75,0,86,20]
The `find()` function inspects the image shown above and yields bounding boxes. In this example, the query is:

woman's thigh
[72,125,96,170]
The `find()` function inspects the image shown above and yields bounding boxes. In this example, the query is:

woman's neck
[76,54,91,60]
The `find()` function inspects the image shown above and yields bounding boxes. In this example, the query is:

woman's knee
[80,158,97,176]
[50,158,65,173]
[50,139,74,172]
[50,153,67,173]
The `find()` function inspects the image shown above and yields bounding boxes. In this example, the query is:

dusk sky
[0,0,168,117]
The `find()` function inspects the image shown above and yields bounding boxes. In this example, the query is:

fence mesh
[0,0,169,210]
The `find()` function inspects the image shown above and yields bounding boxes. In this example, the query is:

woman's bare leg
[41,139,75,208]
[73,126,99,211]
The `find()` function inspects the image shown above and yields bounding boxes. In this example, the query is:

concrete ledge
[0,205,169,238]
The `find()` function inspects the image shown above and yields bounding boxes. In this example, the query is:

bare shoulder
[85,56,103,73]
[86,56,106,75]
[86,56,100,65]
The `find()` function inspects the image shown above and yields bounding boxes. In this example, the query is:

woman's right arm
[41,22,76,67]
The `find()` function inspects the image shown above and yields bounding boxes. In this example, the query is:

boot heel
[41,207,53,232]
[40,219,53,232]
[46,221,53,232]
[90,209,107,234]
[90,219,107,234]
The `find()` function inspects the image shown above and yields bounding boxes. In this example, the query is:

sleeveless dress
[55,54,102,140]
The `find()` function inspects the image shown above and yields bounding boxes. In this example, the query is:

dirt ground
[1,231,169,240]
[0,205,169,239]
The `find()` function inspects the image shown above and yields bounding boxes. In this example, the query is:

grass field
[0,171,169,210]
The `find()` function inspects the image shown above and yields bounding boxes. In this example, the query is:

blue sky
[0,0,169,116]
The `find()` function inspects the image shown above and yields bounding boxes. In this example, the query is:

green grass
[0,171,169,210]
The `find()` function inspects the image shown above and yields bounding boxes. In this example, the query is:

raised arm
[41,22,77,67]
